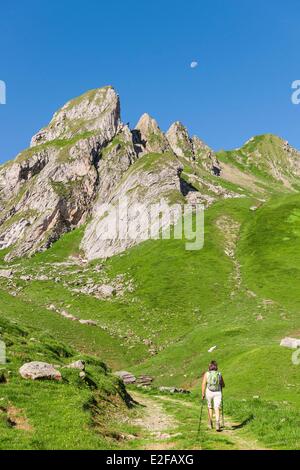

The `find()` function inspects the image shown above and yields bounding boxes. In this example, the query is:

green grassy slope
[217,134,300,192]
[1,155,300,448]
[0,316,134,449]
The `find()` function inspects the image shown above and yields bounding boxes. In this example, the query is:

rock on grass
[19,361,62,381]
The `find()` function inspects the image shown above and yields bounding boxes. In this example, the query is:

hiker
[201,360,225,432]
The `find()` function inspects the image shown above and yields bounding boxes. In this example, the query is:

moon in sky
[190,61,198,69]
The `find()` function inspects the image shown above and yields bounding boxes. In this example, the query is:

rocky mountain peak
[0,87,125,260]
[31,86,121,147]
[133,113,170,155]
[165,121,193,159]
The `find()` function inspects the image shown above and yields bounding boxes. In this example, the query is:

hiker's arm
[201,373,207,400]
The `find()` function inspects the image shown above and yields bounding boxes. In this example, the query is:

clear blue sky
[1,0,300,164]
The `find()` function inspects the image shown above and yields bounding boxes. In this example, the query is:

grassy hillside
[0,316,135,449]
[1,187,300,448]
[217,134,300,192]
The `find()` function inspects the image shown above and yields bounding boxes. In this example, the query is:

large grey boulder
[19,362,62,381]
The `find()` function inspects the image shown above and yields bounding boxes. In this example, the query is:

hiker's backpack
[207,371,222,392]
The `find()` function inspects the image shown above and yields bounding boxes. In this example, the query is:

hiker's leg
[214,393,222,431]
[206,391,213,428]
[207,407,213,428]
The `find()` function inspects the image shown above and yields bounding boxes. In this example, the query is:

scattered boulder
[65,360,85,371]
[280,337,300,349]
[136,375,154,387]
[158,386,190,395]
[114,371,153,389]
[0,269,13,278]
[19,362,62,381]
[98,284,116,298]
[114,371,136,384]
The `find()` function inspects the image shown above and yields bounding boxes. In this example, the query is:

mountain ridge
[1,85,299,262]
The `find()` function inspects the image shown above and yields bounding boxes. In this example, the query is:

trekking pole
[221,394,225,429]
[196,399,205,440]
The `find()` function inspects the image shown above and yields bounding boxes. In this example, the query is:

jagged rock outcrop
[166,121,193,159]
[192,136,221,176]
[30,86,120,147]
[166,122,221,175]
[133,113,170,155]
[0,87,132,260]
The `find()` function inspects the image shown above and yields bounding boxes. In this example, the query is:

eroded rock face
[19,362,62,381]
[81,153,184,260]
[96,125,137,203]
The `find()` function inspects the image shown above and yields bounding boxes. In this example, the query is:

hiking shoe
[216,421,221,432]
